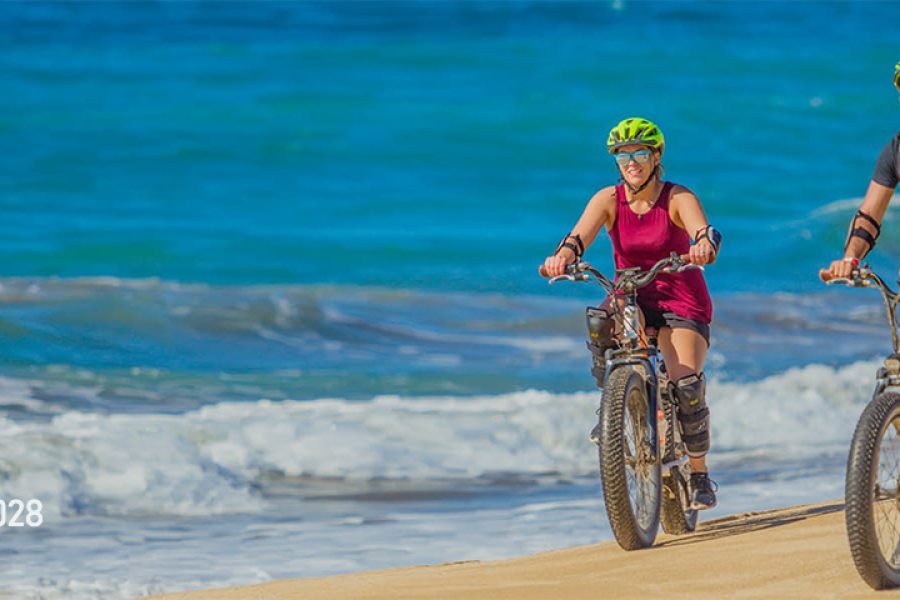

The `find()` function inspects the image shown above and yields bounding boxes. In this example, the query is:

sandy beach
[149,500,891,600]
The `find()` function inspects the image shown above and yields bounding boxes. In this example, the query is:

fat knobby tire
[599,367,660,550]
[660,469,696,535]
[660,399,697,535]
[845,391,900,589]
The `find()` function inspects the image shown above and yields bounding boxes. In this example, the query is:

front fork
[599,354,661,460]
[874,357,900,436]
[602,356,691,481]
[874,355,900,397]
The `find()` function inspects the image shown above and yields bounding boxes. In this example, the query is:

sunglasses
[614,149,653,166]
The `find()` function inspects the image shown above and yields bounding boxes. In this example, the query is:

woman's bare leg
[658,326,709,474]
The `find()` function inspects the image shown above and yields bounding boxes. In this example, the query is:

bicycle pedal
[690,498,718,511]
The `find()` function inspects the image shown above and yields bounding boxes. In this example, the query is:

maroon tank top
[607,182,713,324]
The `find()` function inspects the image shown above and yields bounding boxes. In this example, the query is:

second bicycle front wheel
[845,391,900,589]
[598,366,661,550]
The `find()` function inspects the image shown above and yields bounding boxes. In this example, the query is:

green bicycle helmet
[607,117,665,154]
[894,60,900,92]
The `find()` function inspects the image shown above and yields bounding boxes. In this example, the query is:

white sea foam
[0,359,879,519]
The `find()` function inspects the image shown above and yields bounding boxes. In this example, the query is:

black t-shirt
[873,133,900,189]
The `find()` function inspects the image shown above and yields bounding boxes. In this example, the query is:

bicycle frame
[548,252,698,464]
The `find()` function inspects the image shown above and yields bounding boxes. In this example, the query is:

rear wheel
[660,399,697,535]
[661,466,697,535]
[598,367,661,550]
[845,392,900,589]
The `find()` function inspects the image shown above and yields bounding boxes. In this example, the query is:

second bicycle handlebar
[820,266,896,297]
[821,264,900,354]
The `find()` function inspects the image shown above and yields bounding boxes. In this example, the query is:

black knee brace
[671,372,710,457]
[586,306,616,385]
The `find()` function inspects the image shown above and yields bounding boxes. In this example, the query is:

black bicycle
[822,264,900,589]
[542,252,699,550]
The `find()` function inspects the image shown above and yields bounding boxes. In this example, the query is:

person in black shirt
[824,61,900,279]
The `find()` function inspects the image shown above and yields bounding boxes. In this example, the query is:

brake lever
[548,274,578,284]
[824,277,853,286]
[662,264,703,274]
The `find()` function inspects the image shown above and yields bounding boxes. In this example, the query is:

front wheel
[845,391,900,589]
[598,367,661,550]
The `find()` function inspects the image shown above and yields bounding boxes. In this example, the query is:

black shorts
[643,309,710,346]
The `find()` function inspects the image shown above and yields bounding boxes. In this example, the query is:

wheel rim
[624,386,657,532]
[873,407,900,569]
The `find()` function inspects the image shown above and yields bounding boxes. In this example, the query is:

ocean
[1,1,899,597]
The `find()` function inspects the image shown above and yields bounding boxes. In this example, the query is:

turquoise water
[3,1,898,292]
[0,2,898,597]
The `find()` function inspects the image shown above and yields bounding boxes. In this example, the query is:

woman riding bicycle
[542,117,722,510]
[823,61,900,279]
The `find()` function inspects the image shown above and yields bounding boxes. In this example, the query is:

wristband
[554,232,584,260]
[693,225,722,255]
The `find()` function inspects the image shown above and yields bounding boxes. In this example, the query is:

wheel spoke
[874,416,900,568]
[623,387,657,530]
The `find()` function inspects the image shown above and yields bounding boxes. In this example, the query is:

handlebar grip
[819,268,858,285]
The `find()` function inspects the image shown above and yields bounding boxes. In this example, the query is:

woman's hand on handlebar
[671,253,696,269]
[687,239,716,266]
[820,257,859,282]
[541,249,576,278]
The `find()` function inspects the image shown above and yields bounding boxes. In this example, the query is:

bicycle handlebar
[820,265,897,298]
[539,252,700,292]
[818,269,848,284]
[821,264,900,353]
